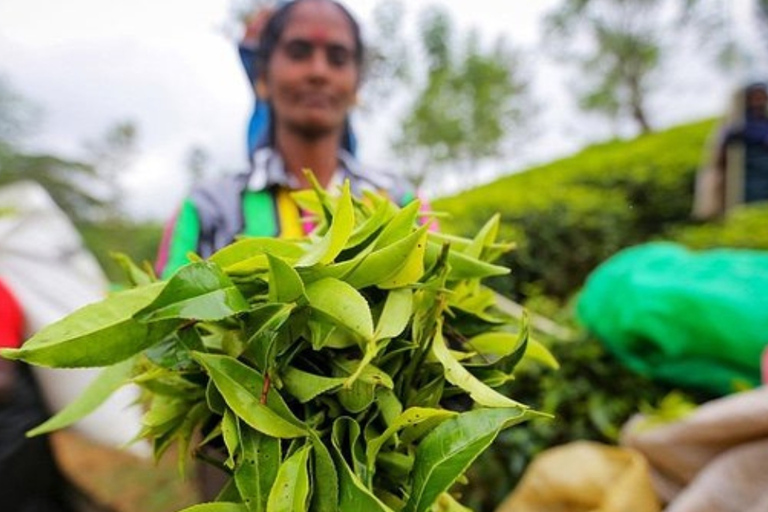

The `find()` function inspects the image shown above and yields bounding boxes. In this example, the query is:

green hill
[433,119,768,300]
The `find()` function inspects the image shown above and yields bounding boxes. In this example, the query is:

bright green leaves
[210,238,304,274]
[193,353,306,439]
[4,179,550,512]
[298,181,355,267]
[137,262,250,322]
[235,427,280,512]
[282,368,345,403]
[266,444,312,512]
[432,321,525,408]
[375,288,414,340]
[267,254,305,303]
[405,407,536,512]
[306,278,374,343]
[2,283,169,367]
[366,407,457,473]
[28,358,135,436]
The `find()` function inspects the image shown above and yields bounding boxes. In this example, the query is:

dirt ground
[51,430,201,512]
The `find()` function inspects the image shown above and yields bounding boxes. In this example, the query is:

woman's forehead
[281,1,355,45]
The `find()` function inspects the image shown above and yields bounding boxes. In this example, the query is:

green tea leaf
[378,226,428,289]
[137,262,250,322]
[366,407,456,472]
[2,283,170,368]
[376,289,414,341]
[332,418,393,512]
[345,193,397,249]
[309,432,339,512]
[267,254,305,303]
[373,200,421,250]
[193,353,306,439]
[177,504,248,512]
[337,380,376,414]
[431,322,524,408]
[236,427,281,512]
[282,367,345,403]
[525,337,560,369]
[464,214,500,259]
[424,242,509,281]
[404,407,534,512]
[432,493,473,512]
[376,388,403,427]
[344,225,428,290]
[305,278,373,342]
[175,402,211,477]
[222,409,241,470]
[112,252,155,286]
[266,444,312,512]
[298,181,355,266]
[210,238,304,271]
[27,358,135,436]
[243,304,295,371]
[464,330,525,368]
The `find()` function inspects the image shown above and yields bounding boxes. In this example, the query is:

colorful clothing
[0,279,23,349]
[156,147,415,278]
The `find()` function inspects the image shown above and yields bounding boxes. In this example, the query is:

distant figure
[693,81,768,219]
[238,1,357,160]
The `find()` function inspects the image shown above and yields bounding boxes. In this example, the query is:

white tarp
[0,181,147,456]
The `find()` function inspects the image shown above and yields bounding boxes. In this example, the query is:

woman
[157,0,413,278]
[238,2,356,160]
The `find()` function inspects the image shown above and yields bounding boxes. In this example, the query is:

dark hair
[255,0,365,80]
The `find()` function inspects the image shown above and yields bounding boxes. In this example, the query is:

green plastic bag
[577,242,768,395]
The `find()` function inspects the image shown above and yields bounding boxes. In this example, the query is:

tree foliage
[393,7,530,188]
[0,76,160,284]
[683,0,768,61]
[544,0,669,134]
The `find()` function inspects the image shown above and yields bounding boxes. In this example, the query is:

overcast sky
[0,0,758,219]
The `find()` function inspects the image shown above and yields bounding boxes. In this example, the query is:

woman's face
[262,0,359,140]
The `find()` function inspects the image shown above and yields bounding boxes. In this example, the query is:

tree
[393,6,530,188]
[544,0,669,134]
[0,76,107,224]
[683,0,768,60]
[84,121,138,218]
[359,0,410,110]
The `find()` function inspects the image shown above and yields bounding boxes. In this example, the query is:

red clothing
[0,279,23,349]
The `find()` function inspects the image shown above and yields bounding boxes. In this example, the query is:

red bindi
[308,29,329,45]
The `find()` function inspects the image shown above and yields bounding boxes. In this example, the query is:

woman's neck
[275,128,344,189]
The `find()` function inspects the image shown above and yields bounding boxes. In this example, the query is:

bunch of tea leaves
[3,178,552,512]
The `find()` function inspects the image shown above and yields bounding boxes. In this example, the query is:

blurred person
[157,0,414,278]
[0,180,151,510]
[694,81,768,218]
[238,1,356,161]
[0,277,77,512]
[155,0,416,498]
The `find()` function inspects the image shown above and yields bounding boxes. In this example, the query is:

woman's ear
[256,79,269,100]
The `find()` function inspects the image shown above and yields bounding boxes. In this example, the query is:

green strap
[163,199,201,279]
[242,190,278,237]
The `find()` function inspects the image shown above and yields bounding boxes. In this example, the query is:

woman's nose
[307,50,331,78]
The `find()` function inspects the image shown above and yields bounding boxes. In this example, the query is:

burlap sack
[495,441,660,512]
[622,387,768,512]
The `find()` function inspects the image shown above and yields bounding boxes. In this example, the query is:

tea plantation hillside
[434,119,768,301]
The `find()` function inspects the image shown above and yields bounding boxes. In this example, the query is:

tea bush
[667,202,768,250]
[434,120,716,300]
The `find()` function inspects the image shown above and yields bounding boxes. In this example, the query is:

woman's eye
[284,41,314,61]
[327,45,352,67]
